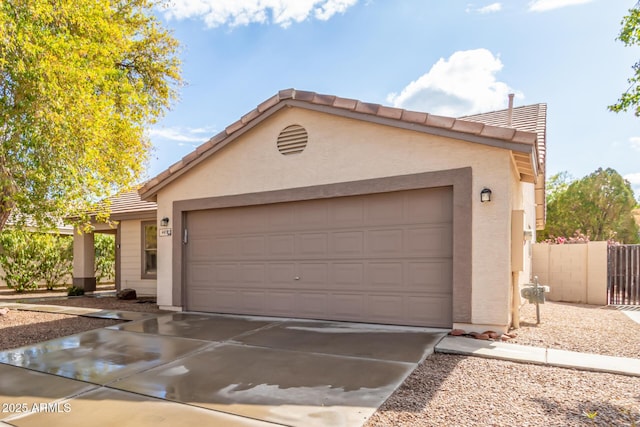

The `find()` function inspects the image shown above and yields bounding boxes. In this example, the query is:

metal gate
[608,244,640,305]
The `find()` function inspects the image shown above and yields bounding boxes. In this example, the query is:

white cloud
[626,173,640,185]
[467,3,502,14]
[147,126,214,143]
[161,0,358,28]
[479,3,502,13]
[624,172,640,196]
[630,137,640,152]
[387,49,520,117]
[528,0,592,12]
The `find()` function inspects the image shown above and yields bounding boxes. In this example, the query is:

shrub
[40,234,73,290]
[0,229,73,292]
[0,230,43,292]
[94,234,115,283]
[67,285,85,296]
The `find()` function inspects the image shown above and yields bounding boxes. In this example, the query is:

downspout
[512,272,520,329]
[509,96,519,330]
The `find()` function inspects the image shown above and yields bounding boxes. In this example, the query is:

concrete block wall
[532,242,608,305]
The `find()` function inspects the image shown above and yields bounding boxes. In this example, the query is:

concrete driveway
[0,312,446,427]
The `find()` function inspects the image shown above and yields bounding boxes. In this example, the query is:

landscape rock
[449,329,466,336]
[483,331,501,339]
[116,288,137,300]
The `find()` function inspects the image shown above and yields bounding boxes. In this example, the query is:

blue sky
[146,0,640,196]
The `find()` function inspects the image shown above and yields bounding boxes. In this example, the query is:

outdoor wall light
[160,217,170,227]
[480,188,492,203]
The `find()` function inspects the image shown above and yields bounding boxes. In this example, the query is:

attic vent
[277,125,308,155]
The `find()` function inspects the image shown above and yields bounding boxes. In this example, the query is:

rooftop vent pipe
[507,93,514,127]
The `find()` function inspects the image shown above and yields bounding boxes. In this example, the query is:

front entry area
[184,186,453,328]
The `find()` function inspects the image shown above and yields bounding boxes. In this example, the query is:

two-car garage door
[184,187,453,327]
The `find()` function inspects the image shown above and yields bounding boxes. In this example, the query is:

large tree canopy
[0,0,181,229]
[610,4,640,115]
[540,168,639,243]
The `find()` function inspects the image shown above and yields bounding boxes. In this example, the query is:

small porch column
[73,229,96,292]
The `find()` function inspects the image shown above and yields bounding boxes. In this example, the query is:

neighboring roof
[139,89,542,200]
[461,103,547,174]
[5,215,74,235]
[106,190,157,220]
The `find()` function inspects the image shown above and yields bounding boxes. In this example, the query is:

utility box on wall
[511,210,525,272]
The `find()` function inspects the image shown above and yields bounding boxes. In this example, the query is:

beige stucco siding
[156,107,521,327]
[119,219,156,296]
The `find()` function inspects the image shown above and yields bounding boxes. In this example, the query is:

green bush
[0,229,73,292]
[94,234,115,283]
[40,234,73,290]
[66,285,85,296]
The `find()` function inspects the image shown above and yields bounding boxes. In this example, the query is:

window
[142,221,157,279]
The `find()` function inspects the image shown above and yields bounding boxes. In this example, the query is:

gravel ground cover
[0,295,164,351]
[368,302,640,427]
[366,353,640,427]
[508,301,640,358]
[1,295,639,426]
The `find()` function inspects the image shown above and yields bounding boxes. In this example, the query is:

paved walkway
[436,336,640,377]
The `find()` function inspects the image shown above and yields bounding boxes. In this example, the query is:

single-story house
[73,89,547,333]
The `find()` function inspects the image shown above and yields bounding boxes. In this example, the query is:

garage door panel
[268,235,295,256]
[407,261,452,291]
[267,263,296,286]
[328,293,366,319]
[365,192,405,226]
[212,237,239,258]
[330,231,365,255]
[239,291,265,312]
[406,187,453,223]
[267,204,295,231]
[189,264,213,283]
[368,262,403,288]
[406,295,452,327]
[212,263,237,284]
[189,238,214,261]
[265,291,296,315]
[239,263,265,285]
[295,200,329,228]
[297,263,328,286]
[190,288,238,312]
[368,295,404,323]
[330,198,364,227]
[297,233,328,256]
[367,229,404,255]
[241,236,266,257]
[185,187,453,327]
[331,263,364,287]
[407,226,452,256]
[296,293,328,316]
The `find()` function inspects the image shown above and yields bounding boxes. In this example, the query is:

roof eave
[139,90,539,200]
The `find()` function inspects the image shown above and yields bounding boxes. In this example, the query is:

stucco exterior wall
[155,107,523,328]
[119,219,156,296]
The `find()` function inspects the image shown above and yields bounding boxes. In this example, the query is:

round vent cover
[277,124,308,155]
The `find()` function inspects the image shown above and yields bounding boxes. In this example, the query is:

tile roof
[139,89,542,199]
[107,190,157,217]
[461,103,547,172]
